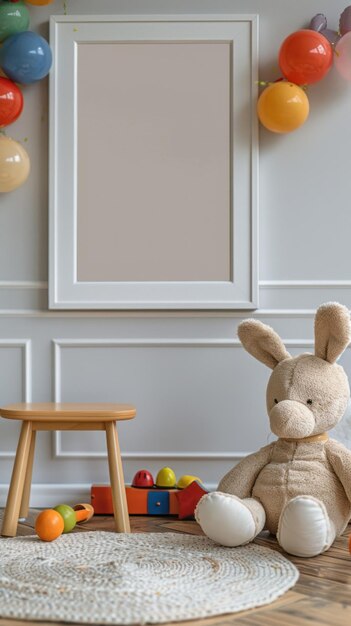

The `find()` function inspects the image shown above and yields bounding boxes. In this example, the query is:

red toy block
[176,480,208,519]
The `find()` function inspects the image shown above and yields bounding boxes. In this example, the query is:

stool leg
[105,421,130,533]
[19,430,36,519]
[1,421,33,537]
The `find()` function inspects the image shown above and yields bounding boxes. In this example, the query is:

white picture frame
[49,14,258,309]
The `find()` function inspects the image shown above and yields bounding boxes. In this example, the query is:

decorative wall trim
[54,446,252,461]
[0,339,32,458]
[0,282,48,310]
[53,337,314,459]
[0,309,317,318]
[0,281,48,290]
[259,281,351,310]
[260,280,351,288]
[0,482,219,507]
[1,279,349,290]
[0,280,348,315]
[53,338,243,459]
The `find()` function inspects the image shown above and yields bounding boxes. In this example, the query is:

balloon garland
[2,5,351,186]
[258,6,351,134]
[0,0,52,192]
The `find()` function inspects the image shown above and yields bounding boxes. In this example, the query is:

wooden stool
[0,403,136,537]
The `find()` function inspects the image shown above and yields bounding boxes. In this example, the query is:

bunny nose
[269,400,315,438]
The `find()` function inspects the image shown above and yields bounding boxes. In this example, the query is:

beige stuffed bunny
[195,302,351,557]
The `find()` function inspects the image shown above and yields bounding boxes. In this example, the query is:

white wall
[1,0,351,505]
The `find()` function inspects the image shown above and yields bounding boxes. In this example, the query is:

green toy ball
[53,504,76,533]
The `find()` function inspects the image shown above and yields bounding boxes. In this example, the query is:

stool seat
[0,402,136,537]
[0,403,136,421]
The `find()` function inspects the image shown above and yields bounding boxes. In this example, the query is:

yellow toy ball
[257,81,309,134]
[177,475,202,489]
[155,467,176,488]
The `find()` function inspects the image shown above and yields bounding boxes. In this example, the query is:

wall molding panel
[259,281,351,310]
[0,339,32,458]
[52,337,315,460]
[53,338,244,459]
[0,309,318,318]
[1,278,350,316]
[0,282,48,311]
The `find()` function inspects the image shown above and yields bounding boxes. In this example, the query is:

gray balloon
[309,13,327,32]
[340,6,351,35]
[320,28,341,46]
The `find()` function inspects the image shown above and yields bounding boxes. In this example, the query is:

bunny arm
[218,443,274,498]
[325,439,351,503]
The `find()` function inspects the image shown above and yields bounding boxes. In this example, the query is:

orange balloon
[35,509,64,542]
[257,82,309,134]
[279,29,333,85]
[26,0,54,5]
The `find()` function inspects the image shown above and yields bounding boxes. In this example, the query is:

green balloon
[0,1,30,44]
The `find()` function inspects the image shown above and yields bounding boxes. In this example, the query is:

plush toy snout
[269,399,315,439]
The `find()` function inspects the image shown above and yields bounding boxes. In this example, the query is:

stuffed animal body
[195,303,351,557]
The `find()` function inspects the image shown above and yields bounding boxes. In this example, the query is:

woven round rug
[0,532,298,624]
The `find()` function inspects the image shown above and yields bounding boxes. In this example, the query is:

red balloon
[0,77,23,127]
[279,29,333,84]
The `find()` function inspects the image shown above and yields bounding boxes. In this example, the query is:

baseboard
[0,483,218,508]
[0,484,92,508]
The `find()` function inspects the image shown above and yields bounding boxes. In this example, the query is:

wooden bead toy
[35,509,64,542]
[53,504,76,533]
[73,503,94,523]
[35,502,95,542]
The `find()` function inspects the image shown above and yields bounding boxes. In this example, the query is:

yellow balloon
[257,82,309,133]
[26,0,54,5]
[0,135,30,192]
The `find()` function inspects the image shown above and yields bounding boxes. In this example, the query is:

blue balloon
[0,31,52,85]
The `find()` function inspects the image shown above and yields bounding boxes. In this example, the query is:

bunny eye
[274,398,278,404]
[307,399,313,405]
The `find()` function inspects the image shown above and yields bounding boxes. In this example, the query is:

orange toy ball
[35,509,64,542]
[257,81,309,134]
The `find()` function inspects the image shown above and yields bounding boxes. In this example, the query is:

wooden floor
[1,509,351,626]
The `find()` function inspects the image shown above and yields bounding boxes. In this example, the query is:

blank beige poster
[77,42,231,282]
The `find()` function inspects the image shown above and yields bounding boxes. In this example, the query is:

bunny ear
[238,319,291,369]
[315,302,351,364]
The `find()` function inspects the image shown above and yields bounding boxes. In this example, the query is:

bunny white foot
[277,496,335,557]
[195,492,266,547]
